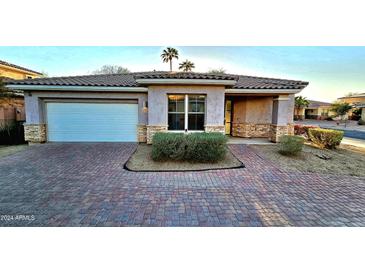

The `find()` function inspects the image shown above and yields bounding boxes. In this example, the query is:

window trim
[167,94,206,132]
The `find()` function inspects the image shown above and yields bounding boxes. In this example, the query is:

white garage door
[46,102,138,142]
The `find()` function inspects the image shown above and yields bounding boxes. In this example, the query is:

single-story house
[5,72,308,144]
[296,100,334,120]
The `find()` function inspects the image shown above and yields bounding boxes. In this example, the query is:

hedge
[308,128,344,149]
[151,132,227,162]
[0,121,26,145]
[278,135,304,156]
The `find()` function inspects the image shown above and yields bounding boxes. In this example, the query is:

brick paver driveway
[1,143,364,226]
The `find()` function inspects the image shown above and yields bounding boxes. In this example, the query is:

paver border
[123,145,245,172]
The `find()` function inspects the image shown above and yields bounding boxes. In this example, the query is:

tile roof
[134,72,238,81]
[338,93,365,99]
[5,71,308,90]
[308,100,332,108]
[0,60,42,75]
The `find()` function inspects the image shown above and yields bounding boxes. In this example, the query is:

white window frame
[168,94,206,132]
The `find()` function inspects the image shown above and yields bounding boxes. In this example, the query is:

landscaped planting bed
[252,144,365,177]
[126,132,244,171]
[125,144,243,171]
[151,132,227,162]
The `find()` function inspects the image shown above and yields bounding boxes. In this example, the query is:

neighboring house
[338,93,365,120]
[0,60,42,125]
[296,100,334,120]
[0,94,25,126]
[0,60,43,80]
[5,72,308,144]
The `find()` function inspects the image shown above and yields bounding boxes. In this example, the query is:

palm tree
[161,47,179,72]
[294,96,309,120]
[179,60,195,72]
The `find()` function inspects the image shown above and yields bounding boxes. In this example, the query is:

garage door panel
[46,102,138,142]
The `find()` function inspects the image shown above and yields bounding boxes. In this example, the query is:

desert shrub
[151,133,186,161]
[151,132,227,162]
[308,128,344,149]
[185,133,227,162]
[278,135,304,156]
[0,121,26,145]
[294,124,319,137]
[358,119,365,125]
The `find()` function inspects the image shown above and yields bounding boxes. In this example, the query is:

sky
[1,46,364,102]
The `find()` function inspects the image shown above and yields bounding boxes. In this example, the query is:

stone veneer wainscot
[204,125,225,134]
[231,123,270,138]
[24,124,46,143]
[146,125,168,144]
[137,124,147,143]
[269,124,294,142]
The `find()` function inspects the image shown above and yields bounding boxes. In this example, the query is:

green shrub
[151,133,186,161]
[151,132,227,162]
[308,128,344,149]
[278,135,304,156]
[0,121,26,145]
[185,133,227,162]
[358,119,365,125]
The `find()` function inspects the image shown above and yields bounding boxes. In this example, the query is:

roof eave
[0,64,42,76]
[225,88,304,94]
[5,84,148,92]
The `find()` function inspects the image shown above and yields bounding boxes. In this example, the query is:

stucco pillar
[205,88,225,134]
[23,93,47,143]
[269,95,294,142]
[146,88,168,144]
[361,107,365,121]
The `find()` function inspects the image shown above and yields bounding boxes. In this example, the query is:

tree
[345,92,360,97]
[40,71,49,77]
[0,77,10,97]
[294,96,309,120]
[92,65,130,74]
[330,101,352,123]
[161,47,179,72]
[208,68,226,74]
[178,60,195,72]
[0,77,17,106]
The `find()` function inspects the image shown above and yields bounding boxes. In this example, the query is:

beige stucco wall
[24,91,148,125]
[232,96,273,124]
[148,85,225,127]
[339,96,365,105]
[0,65,41,80]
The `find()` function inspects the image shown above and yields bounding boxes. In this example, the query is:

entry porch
[224,94,295,142]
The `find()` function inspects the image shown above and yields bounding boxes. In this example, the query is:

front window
[168,95,185,130]
[168,94,205,131]
[188,95,205,130]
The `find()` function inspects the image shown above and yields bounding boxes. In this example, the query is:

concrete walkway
[341,137,365,149]
[227,137,274,145]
